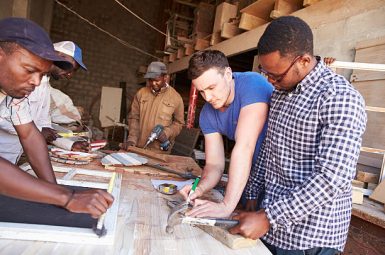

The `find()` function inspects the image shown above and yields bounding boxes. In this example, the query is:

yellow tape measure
[158,183,177,195]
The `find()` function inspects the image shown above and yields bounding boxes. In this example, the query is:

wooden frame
[0,166,121,245]
[330,61,385,194]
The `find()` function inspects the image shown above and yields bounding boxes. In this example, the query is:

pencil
[94,172,116,237]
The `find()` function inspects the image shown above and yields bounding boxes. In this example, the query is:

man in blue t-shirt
[180,50,273,218]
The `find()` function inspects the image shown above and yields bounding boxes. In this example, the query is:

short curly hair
[258,16,313,58]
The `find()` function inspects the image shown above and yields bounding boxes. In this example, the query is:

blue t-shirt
[199,72,273,164]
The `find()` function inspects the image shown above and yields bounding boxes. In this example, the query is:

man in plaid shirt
[229,16,367,254]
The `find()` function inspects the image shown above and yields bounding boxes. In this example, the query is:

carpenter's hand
[71,141,90,152]
[229,209,270,240]
[41,127,60,143]
[120,141,136,150]
[186,199,233,218]
[64,189,114,218]
[245,199,257,211]
[157,130,168,143]
[179,184,204,201]
[323,57,336,66]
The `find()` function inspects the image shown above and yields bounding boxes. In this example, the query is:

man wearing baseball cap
[39,41,90,151]
[123,61,185,154]
[0,40,89,163]
[0,17,113,217]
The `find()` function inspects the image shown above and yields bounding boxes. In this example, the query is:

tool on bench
[143,124,170,151]
[165,191,239,234]
[158,183,177,195]
[57,131,89,138]
[93,172,116,237]
[165,177,199,233]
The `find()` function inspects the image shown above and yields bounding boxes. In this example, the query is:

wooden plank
[210,31,223,46]
[194,38,210,51]
[303,0,321,6]
[198,225,258,249]
[168,0,385,74]
[193,2,215,35]
[329,61,385,72]
[221,22,242,39]
[240,0,275,21]
[352,197,385,229]
[356,170,380,184]
[0,168,122,245]
[366,106,385,113]
[184,44,194,56]
[177,47,185,59]
[126,146,168,162]
[239,13,268,31]
[369,180,385,204]
[213,2,238,33]
[99,87,122,128]
[270,0,303,19]
[352,187,364,204]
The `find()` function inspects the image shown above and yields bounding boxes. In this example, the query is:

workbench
[344,198,385,255]
[0,155,271,255]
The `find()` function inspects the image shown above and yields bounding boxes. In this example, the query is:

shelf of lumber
[168,0,385,74]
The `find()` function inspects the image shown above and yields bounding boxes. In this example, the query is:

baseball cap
[0,17,72,70]
[53,41,87,70]
[144,61,167,79]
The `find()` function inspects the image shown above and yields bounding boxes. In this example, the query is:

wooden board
[99,86,122,128]
[270,0,304,19]
[0,166,122,245]
[239,13,268,31]
[370,180,385,204]
[240,0,275,21]
[221,22,242,39]
[198,225,258,249]
[213,2,238,33]
[105,154,202,179]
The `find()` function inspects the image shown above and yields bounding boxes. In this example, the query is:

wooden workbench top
[0,158,271,255]
[352,198,385,229]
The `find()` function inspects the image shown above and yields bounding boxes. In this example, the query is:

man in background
[124,61,184,154]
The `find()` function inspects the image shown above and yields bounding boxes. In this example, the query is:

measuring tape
[158,183,177,195]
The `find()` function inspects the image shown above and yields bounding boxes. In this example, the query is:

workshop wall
[49,0,164,126]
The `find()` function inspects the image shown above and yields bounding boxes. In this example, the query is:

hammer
[165,200,239,234]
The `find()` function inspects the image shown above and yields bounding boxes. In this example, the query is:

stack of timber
[161,0,324,57]
[351,37,385,198]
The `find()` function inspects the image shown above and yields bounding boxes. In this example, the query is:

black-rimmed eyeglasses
[258,56,302,82]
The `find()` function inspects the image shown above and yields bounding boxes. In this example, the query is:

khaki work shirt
[127,85,185,153]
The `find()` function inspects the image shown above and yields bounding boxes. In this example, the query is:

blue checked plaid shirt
[245,59,367,251]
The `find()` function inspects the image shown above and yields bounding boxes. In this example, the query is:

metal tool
[165,200,239,234]
[145,163,199,179]
[57,131,89,138]
[158,183,177,195]
[143,124,171,151]
[93,172,116,237]
[166,178,198,233]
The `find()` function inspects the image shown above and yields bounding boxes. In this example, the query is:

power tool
[143,124,170,151]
